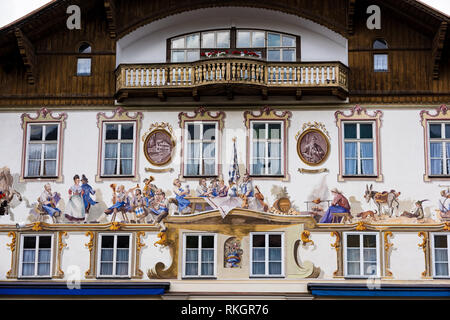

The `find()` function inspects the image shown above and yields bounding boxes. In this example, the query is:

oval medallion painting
[297,129,330,166]
[143,129,175,166]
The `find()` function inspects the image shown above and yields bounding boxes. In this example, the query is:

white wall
[117,7,348,66]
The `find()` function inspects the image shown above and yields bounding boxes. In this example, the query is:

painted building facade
[0,0,449,299]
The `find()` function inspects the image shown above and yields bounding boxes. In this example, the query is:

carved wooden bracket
[431,22,448,80]
[104,0,117,39]
[347,0,357,35]
[14,28,37,85]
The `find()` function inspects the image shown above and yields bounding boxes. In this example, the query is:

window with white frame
[183,234,216,278]
[25,124,59,178]
[97,234,131,278]
[432,233,450,277]
[250,121,283,176]
[19,234,53,278]
[428,122,450,176]
[373,39,388,72]
[344,232,380,278]
[102,122,135,176]
[250,233,284,277]
[343,122,376,176]
[185,122,218,177]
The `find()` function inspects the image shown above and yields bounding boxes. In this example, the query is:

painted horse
[364,184,400,217]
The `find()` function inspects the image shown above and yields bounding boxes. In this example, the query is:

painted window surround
[96,233,133,279]
[20,108,67,183]
[335,105,383,182]
[244,107,292,181]
[95,107,143,183]
[421,105,450,182]
[18,234,54,279]
[178,107,225,181]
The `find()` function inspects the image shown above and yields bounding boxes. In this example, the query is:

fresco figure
[0,167,22,216]
[239,172,254,197]
[208,178,219,197]
[224,237,243,268]
[149,189,169,231]
[65,174,86,223]
[38,183,61,223]
[439,189,450,220]
[320,188,351,223]
[401,200,427,220]
[130,188,147,223]
[364,184,400,217]
[173,179,192,214]
[96,184,130,223]
[196,178,210,197]
[303,134,326,164]
[81,174,97,216]
[217,179,229,197]
[143,176,157,207]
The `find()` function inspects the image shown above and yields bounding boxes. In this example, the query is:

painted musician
[130,188,147,223]
[39,183,61,221]
[143,176,157,207]
[149,189,169,231]
[239,173,254,198]
[95,185,130,223]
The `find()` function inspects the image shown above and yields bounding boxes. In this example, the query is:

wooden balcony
[115,58,349,102]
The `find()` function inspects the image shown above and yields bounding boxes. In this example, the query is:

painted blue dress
[40,190,61,217]
[81,183,97,210]
[319,206,348,223]
[175,187,191,213]
[106,192,128,215]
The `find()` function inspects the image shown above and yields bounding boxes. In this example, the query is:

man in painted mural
[196,178,209,197]
[319,188,351,223]
[239,172,254,198]
[149,189,169,231]
[303,134,325,164]
[81,175,97,221]
[39,183,61,223]
[401,200,427,220]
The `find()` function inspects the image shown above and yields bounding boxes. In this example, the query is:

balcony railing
[115,58,348,100]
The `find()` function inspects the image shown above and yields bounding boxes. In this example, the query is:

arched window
[373,39,388,72]
[77,42,92,76]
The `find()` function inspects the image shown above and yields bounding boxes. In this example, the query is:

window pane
[116,249,129,262]
[187,143,201,159]
[253,262,265,275]
[347,234,360,248]
[203,143,215,159]
[445,124,450,139]
[29,125,43,141]
[43,160,56,176]
[203,124,216,140]
[201,262,214,276]
[27,161,41,177]
[282,35,296,47]
[269,159,281,175]
[186,161,200,176]
[430,124,442,139]
[253,248,265,261]
[253,235,266,247]
[360,143,373,158]
[363,248,377,261]
[117,236,129,248]
[269,235,281,247]
[38,236,52,249]
[435,235,448,248]
[188,124,201,140]
[171,50,185,62]
[374,54,388,71]
[360,123,373,139]
[120,143,133,158]
[105,124,119,140]
[44,144,57,160]
[45,125,58,141]
[282,49,295,62]
[105,143,118,159]
[79,43,92,53]
[344,123,357,139]
[373,39,388,49]
[435,248,448,262]
[186,263,198,276]
[203,159,216,175]
[237,31,250,47]
[347,248,360,262]
[268,143,281,158]
[77,58,91,75]
[23,237,36,249]
[172,37,185,49]
[252,159,265,175]
[120,160,133,175]
[186,50,200,62]
[104,160,117,175]
[28,144,42,160]
[186,34,200,48]
[201,250,214,263]
[186,236,199,248]
[101,248,113,262]
[268,33,281,47]
[267,50,280,61]
[253,123,266,139]
[253,142,265,158]
[268,123,281,139]
[116,263,128,275]
[37,262,51,276]
[202,32,215,48]
[202,236,214,249]
[269,262,282,275]
[269,248,281,261]
[347,262,360,275]
[23,250,35,263]
[252,32,265,47]
[364,262,377,275]
[100,263,113,275]
[121,124,134,140]
[363,235,377,248]
[101,236,114,248]
[38,249,51,263]
[186,249,198,262]
[435,263,449,276]
[216,31,230,48]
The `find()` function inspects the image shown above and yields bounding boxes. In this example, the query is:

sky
[0,0,449,28]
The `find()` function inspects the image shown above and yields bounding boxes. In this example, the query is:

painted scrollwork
[384,231,394,277]
[331,231,342,277]
[134,231,145,278]
[418,231,431,278]
[56,231,67,278]
[6,231,17,279]
[84,231,95,278]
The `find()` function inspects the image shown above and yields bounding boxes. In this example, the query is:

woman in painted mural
[319,188,352,223]
[173,179,192,214]
[81,174,97,217]
[65,175,86,223]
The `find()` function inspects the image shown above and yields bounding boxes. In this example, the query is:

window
[428,122,450,176]
[373,39,388,72]
[183,234,216,278]
[169,29,298,62]
[97,234,131,278]
[102,122,135,176]
[25,123,59,178]
[343,232,380,278]
[343,122,376,176]
[250,233,284,277]
[250,121,283,176]
[77,42,92,76]
[19,235,53,278]
[432,234,450,277]
[185,122,218,177]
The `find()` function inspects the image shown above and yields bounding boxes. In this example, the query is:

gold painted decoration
[56,231,67,278]
[418,231,431,278]
[298,168,329,174]
[109,222,122,231]
[145,167,174,173]
[301,230,314,246]
[444,222,450,231]
[32,222,44,231]
[355,221,367,231]
[142,122,176,167]
[296,123,330,167]
[384,231,393,277]
[84,231,95,277]
[135,231,146,278]
[6,231,16,279]
[331,231,342,277]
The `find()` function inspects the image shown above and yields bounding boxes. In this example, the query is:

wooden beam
[104,0,117,39]
[14,28,37,85]
[192,88,200,101]
[158,89,166,102]
[431,21,448,80]
[347,0,356,35]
